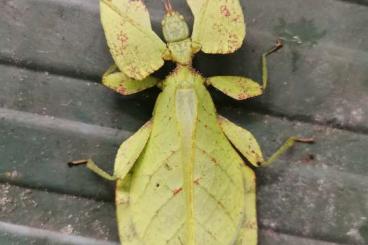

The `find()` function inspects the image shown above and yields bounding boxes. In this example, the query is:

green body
[117,65,248,244]
[71,1,311,244]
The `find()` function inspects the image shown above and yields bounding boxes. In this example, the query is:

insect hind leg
[259,137,314,167]
[68,159,116,181]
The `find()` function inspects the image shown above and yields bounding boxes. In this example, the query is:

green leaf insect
[69,0,314,244]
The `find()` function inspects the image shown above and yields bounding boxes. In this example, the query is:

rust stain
[220,5,231,17]
[228,33,240,51]
[232,14,242,23]
[199,147,218,164]
[117,85,127,95]
[117,31,129,49]
[243,221,257,229]
[172,187,183,196]
[127,65,141,78]
[193,178,201,185]
[238,93,248,100]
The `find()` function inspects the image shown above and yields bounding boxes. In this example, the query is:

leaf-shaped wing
[100,0,167,80]
[187,0,245,54]
[122,69,246,244]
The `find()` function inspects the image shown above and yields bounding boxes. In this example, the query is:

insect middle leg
[218,116,314,167]
[206,40,283,100]
[259,136,314,167]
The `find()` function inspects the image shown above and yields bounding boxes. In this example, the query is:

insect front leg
[102,64,160,95]
[68,120,152,180]
[218,116,314,167]
[206,40,283,100]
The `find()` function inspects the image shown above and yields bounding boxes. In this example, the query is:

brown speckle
[301,153,316,164]
[238,93,248,100]
[117,86,127,95]
[172,187,182,196]
[164,163,172,171]
[220,5,231,17]
[117,32,129,49]
[194,178,201,185]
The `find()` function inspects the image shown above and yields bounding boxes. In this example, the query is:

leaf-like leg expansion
[236,165,257,245]
[207,76,263,100]
[68,159,116,181]
[206,40,283,100]
[102,64,159,95]
[68,120,152,181]
[113,120,152,179]
[218,116,264,167]
[218,116,314,167]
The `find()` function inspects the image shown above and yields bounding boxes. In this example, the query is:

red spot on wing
[238,93,249,100]
[228,33,240,50]
[117,31,129,50]
[117,85,127,95]
[193,178,201,185]
[172,187,183,196]
[232,14,242,23]
[220,5,231,17]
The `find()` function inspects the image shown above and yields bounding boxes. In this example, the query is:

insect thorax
[168,39,193,65]
[163,65,204,90]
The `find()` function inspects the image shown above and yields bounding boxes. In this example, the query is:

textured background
[0,0,367,244]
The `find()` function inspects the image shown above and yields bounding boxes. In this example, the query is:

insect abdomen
[127,68,245,244]
[175,88,198,245]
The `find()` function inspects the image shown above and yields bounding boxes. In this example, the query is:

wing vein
[196,183,237,228]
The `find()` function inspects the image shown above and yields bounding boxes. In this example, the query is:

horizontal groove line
[0,179,115,203]
[0,216,347,245]
[260,226,349,245]
[2,152,366,205]
[249,105,368,136]
[0,57,101,83]
[0,107,131,144]
[2,27,368,85]
[1,98,368,148]
[0,221,118,245]
[336,0,368,6]
[0,178,356,245]
[1,59,366,135]
[1,44,367,136]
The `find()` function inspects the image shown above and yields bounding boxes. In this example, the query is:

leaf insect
[69,0,314,244]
